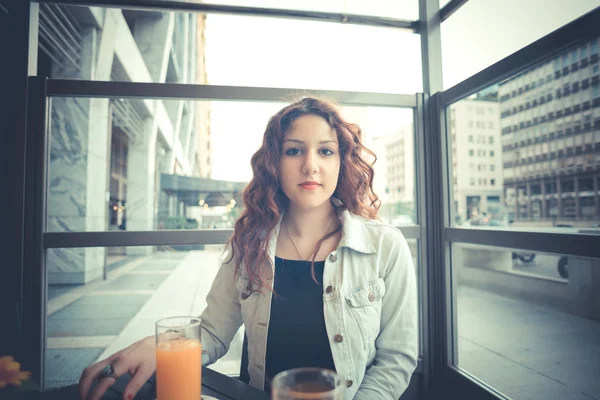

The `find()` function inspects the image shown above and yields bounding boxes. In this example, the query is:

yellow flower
[0,356,32,389]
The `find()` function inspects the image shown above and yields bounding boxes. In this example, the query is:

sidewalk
[45,247,243,389]
[458,285,600,400]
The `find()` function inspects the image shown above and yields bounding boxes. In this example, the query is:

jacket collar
[269,203,377,256]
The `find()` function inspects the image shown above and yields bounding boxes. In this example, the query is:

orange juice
[156,338,202,400]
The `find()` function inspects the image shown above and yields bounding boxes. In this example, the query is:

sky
[202,0,600,182]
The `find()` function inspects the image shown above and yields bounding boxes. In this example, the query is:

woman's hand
[78,335,156,400]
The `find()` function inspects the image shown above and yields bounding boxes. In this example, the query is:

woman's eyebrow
[282,139,338,144]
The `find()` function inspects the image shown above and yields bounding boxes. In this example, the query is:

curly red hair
[228,97,380,291]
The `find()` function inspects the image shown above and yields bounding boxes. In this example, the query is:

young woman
[79,97,418,400]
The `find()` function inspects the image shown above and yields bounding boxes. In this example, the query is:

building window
[490,150,495,157]
[470,178,475,186]
[489,136,494,144]
[490,164,495,172]
[491,179,496,186]
[468,135,474,143]
[469,149,474,156]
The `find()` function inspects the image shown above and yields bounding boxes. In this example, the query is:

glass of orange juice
[271,368,345,400]
[155,316,202,400]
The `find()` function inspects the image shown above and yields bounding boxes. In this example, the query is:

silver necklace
[285,217,336,261]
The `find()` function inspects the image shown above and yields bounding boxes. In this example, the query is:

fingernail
[126,394,133,400]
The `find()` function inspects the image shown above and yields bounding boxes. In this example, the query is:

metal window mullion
[43,226,421,249]
[439,0,469,22]
[45,79,418,108]
[22,77,49,389]
[445,227,600,259]
[37,0,419,31]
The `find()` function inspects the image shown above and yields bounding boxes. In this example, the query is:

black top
[264,256,336,389]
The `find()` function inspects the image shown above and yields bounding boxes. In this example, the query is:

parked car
[555,225,600,279]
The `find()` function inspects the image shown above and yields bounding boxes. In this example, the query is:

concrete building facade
[33,4,211,284]
[449,99,503,222]
[499,37,600,226]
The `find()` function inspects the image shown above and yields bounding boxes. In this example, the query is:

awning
[160,174,248,206]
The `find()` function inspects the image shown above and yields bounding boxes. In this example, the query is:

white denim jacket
[200,209,418,400]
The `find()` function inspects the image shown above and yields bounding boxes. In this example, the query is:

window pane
[45,245,241,388]
[36,4,422,93]
[447,37,600,228]
[452,243,600,399]
[441,0,599,88]
[46,98,415,232]
[45,236,422,389]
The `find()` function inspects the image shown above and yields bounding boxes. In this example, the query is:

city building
[449,97,503,222]
[373,124,416,223]
[499,37,600,225]
[34,4,212,283]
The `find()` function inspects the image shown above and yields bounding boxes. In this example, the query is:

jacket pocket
[345,279,386,349]
[235,275,258,301]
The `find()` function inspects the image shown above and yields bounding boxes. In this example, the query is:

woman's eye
[320,148,334,156]
[285,148,301,156]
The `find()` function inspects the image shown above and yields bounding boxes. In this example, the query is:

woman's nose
[302,152,319,174]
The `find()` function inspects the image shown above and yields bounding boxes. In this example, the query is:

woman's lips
[299,183,320,190]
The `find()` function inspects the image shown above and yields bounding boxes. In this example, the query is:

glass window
[47,97,415,232]
[36,4,421,93]
[446,38,600,233]
[580,43,588,58]
[452,244,600,399]
[441,0,598,88]
[45,246,239,387]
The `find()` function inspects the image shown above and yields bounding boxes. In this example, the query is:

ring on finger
[97,364,119,381]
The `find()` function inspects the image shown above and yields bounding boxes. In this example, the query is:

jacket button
[329,254,338,262]
[346,379,353,388]
[368,293,376,302]
[325,285,334,294]
[334,334,344,343]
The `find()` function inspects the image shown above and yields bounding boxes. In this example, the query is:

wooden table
[12,367,270,400]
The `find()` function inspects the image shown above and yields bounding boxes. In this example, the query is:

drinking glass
[271,368,345,400]
[155,316,202,400]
